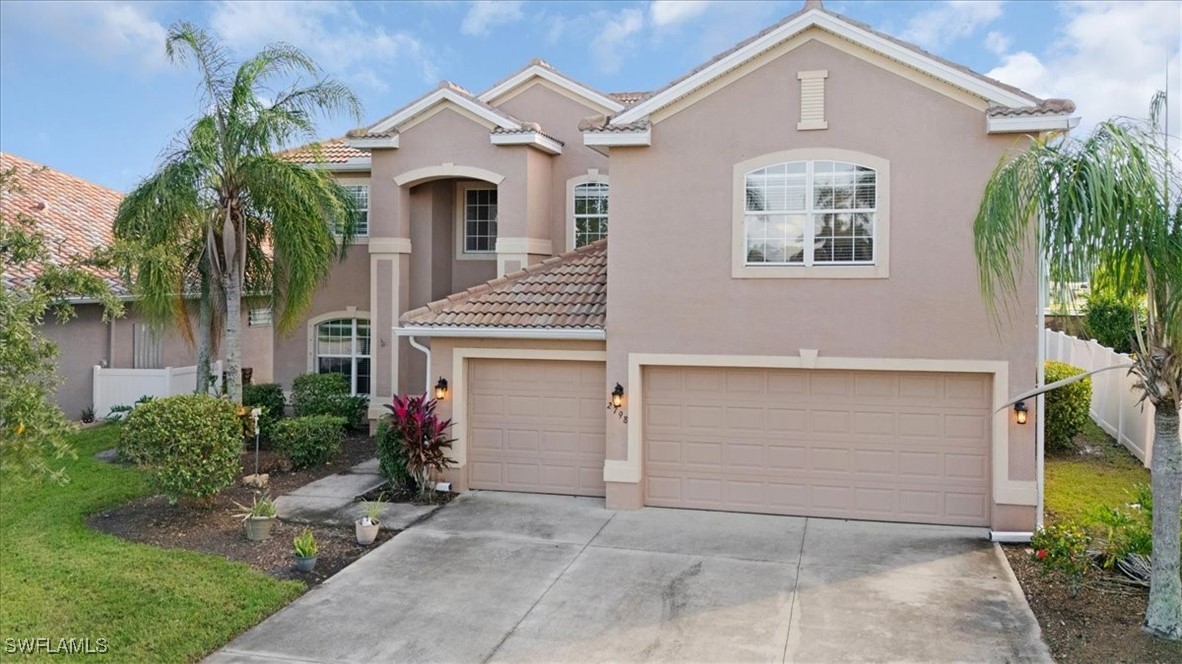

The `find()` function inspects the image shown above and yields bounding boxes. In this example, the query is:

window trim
[305,310,371,397]
[566,173,609,251]
[732,148,890,279]
[454,181,498,261]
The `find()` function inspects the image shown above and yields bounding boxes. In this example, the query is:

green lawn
[0,425,303,662]
[1045,419,1151,525]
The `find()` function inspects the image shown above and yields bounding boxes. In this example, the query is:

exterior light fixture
[434,377,449,400]
[611,383,625,408]
[1014,400,1028,425]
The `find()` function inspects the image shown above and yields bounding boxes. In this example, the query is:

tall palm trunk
[1145,406,1182,638]
[222,208,243,404]
[196,294,212,394]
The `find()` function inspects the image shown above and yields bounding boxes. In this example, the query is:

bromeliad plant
[382,395,456,502]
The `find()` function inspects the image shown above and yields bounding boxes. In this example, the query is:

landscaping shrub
[382,395,455,500]
[1045,361,1092,451]
[375,420,413,489]
[1030,522,1092,595]
[1082,294,1141,354]
[272,415,346,469]
[120,394,242,503]
[290,373,367,431]
[242,383,286,439]
[1089,504,1152,569]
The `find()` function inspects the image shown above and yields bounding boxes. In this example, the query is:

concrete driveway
[208,492,1049,663]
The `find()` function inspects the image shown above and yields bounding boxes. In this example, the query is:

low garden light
[434,377,448,400]
[1014,400,1028,425]
[611,383,625,408]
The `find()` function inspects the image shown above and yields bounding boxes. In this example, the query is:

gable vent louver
[797,70,829,131]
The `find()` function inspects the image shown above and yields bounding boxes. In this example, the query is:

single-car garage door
[643,367,991,526]
[468,359,606,496]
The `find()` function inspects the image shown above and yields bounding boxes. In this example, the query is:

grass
[0,425,304,662]
[1045,419,1151,526]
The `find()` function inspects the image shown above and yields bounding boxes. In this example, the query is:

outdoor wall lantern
[611,383,625,408]
[434,377,449,400]
[1014,400,1028,425]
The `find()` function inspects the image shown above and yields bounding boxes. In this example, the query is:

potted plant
[234,494,277,541]
[293,528,318,572]
[80,407,95,424]
[355,498,383,545]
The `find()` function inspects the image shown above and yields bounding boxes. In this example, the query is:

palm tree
[116,22,361,403]
[974,93,1181,639]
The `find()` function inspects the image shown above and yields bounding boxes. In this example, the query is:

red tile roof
[0,152,125,294]
[278,137,370,164]
[401,240,607,330]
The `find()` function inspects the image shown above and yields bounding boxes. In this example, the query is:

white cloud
[209,1,437,89]
[460,1,523,36]
[983,30,1010,56]
[901,0,1003,50]
[985,1,1180,139]
[650,1,712,28]
[3,1,167,71]
[591,8,646,75]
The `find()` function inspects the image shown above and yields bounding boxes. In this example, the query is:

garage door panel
[468,359,606,497]
[643,367,991,526]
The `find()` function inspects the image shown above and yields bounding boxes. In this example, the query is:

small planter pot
[355,519,380,546]
[244,516,276,541]
[294,555,318,573]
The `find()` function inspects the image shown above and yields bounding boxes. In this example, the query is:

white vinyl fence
[93,361,222,419]
[1044,329,1155,466]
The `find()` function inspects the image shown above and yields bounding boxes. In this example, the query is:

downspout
[406,335,431,397]
[1036,210,1048,530]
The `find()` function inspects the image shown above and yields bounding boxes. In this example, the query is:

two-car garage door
[642,366,992,526]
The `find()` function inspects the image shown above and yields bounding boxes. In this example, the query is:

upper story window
[342,184,369,236]
[733,150,889,279]
[462,186,498,253]
[573,182,609,247]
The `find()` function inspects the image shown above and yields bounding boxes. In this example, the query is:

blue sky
[1,1,1178,192]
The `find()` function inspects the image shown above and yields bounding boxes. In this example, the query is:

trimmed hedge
[120,394,242,503]
[1082,294,1141,354]
[290,373,367,431]
[242,383,286,439]
[273,415,346,469]
[1045,361,1092,451]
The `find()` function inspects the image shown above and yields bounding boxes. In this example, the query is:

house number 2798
[606,402,628,424]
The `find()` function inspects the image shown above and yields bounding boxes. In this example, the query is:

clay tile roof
[608,91,652,107]
[490,122,566,145]
[987,99,1077,117]
[278,137,370,164]
[0,152,126,294]
[401,239,607,330]
[579,115,650,133]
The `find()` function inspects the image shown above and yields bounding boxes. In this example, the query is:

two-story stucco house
[279,0,1077,536]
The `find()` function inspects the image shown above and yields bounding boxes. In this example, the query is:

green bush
[290,373,367,431]
[1082,294,1141,353]
[1089,504,1152,568]
[272,415,346,469]
[1045,361,1092,451]
[1030,522,1092,595]
[375,420,413,489]
[242,383,286,439]
[120,394,242,503]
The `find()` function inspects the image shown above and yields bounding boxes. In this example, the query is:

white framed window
[342,184,369,236]
[573,182,609,248]
[248,307,272,327]
[456,183,498,258]
[732,149,889,279]
[314,318,371,395]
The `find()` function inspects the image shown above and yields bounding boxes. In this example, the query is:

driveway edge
[991,542,1054,663]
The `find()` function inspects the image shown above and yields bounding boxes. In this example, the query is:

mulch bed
[89,434,394,587]
[1002,545,1182,663]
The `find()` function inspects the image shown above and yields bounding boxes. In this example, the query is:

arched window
[744,160,876,266]
[315,318,371,395]
[572,181,609,247]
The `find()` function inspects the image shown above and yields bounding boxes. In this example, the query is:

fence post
[92,365,102,415]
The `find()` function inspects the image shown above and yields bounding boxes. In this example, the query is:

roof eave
[346,135,399,149]
[582,128,652,148]
[396,326,606,340]
[987,114,1080,134]
[490,131,564,155]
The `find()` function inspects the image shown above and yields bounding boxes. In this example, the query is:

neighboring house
[282,0,1077,535]
[0,152,273,419]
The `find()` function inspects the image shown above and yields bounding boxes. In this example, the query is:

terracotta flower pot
[294,555,317,573]
[244,516,275,541]
[356,519,380,546]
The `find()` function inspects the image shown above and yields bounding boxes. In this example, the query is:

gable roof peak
[802,0,824,9]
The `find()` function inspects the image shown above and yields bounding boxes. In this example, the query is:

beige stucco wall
[602,38,1038,529]
[45,303,273,419]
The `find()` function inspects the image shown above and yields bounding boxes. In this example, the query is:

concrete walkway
[209,492,1050,663]
[274,458,440,531]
